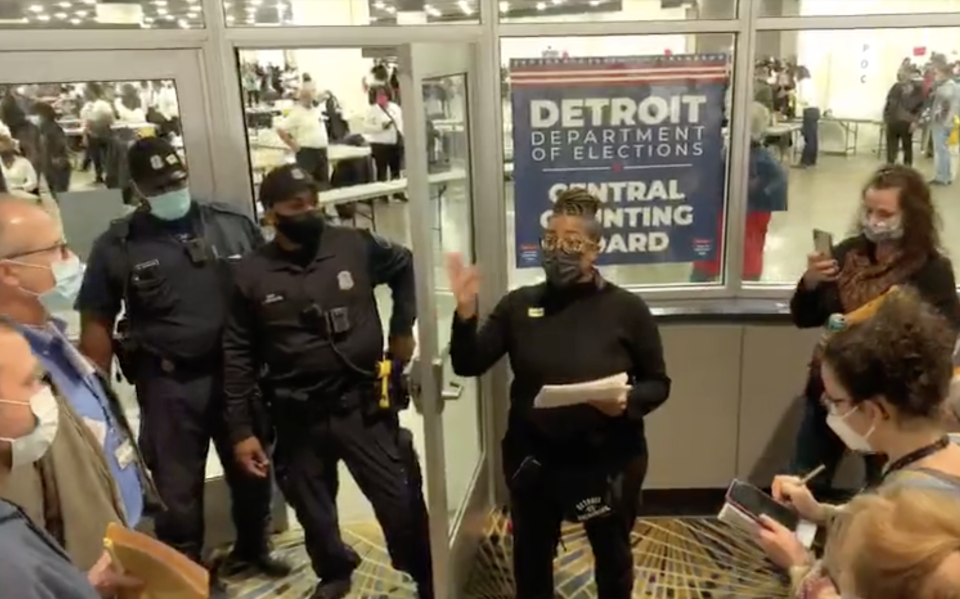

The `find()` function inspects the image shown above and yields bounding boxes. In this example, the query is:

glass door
[398,42,490,599]
[0,50,261,546]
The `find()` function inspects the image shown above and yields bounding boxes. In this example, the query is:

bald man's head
[0,199,70,319]
[0,198,61,259]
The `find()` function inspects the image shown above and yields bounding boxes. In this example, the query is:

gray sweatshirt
[0,499,101,599]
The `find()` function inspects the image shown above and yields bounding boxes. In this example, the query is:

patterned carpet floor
[222,509,789,599]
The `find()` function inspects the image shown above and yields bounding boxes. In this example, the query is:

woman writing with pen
[755,290,960,599]
[447,188,671,599]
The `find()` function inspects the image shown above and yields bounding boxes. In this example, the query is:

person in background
[301,73,317,99]
[32,102,71,196]
[115,84,146,124]
[0,198,160,572]
[789,165,960,494]
[242,66,261,107]
[837,486,960,599]
[155,81,181,138]
[138,81,155,116]
[883,67,925,166]
[0,135,38,198]
[364,88,405,202]
[79,83,114,186]
[928,62,958,186]
[755,291,960,599]
[691,102,787,282]
[0,321,145,599]
[448,189,671,599]
[329,134,374,221]
[754,65,775,112]
[276,87,330,188]
[794,65,819,168]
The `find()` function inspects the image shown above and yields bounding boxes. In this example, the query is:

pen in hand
[798,464,826,486]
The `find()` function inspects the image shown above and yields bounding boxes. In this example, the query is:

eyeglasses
[820,393,854,415]
[0,241,70,262]
[540,233,594,254]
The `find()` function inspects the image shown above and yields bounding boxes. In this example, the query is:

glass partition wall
[5,0,960,597]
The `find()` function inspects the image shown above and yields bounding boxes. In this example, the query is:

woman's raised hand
[446,252,480,319]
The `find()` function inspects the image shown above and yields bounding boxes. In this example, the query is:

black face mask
[275,211,324,247]
[542,249,585,288]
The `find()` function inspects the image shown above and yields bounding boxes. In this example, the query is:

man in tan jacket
[0,198,160,572]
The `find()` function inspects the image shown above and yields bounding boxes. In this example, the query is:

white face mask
[826,404,876,453]
[0,387,59,469]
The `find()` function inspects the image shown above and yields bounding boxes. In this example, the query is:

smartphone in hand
[812,229,833,256]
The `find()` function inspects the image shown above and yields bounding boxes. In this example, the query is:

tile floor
[221,510,788,599]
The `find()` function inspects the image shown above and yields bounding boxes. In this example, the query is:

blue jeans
[800,107,820,166]
[932,122,952,183]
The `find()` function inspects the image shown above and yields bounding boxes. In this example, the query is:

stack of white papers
[533,373,630,409]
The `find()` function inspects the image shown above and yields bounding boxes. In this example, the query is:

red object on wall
[664,49,673,56]
[914,46,928,57]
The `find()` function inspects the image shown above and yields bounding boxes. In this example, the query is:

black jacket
[791,235,960,401]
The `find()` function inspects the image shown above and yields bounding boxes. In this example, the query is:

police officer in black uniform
[222,164,433,599]
[75,137,291,599]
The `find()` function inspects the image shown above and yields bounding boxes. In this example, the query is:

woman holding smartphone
[789,165,960,492]
[447,188,671,599]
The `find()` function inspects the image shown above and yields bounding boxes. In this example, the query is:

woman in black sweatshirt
[790,165,960,492]
[447,188,671,599]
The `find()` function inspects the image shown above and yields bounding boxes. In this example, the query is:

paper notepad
[104,523,209,599]
[533,373,630,409]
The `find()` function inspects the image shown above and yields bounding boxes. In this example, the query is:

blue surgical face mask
[8,254,85,314]
[147,188,192,220]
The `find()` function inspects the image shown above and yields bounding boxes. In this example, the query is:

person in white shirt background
[156,81,181,137]
[364,88,406,203]
[79,83,115,185]
[114,84,146,124]
[276,87,330,187]
[0,135,39,198]
[794,65,820,168]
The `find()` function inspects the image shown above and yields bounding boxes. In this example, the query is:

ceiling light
[57,1,70,7]
[551,0,562,4]
[177,18,188,27]
[425,4,440,17]
[156,8,168,15]
[499,1,508,11]
[69,17,80,24]
[28,4,44,12]
[223,2,232,7]
[535,1,545,9]
[385,5,395,13]
[589,0,600,5]
[226,14,235,22]
[373,1,385,9]
[53,11,68,18]
[75,9,88,16]
[37,13,50,20]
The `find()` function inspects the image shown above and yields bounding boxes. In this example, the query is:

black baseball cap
[258,164,317,208]
[128,137,187,190]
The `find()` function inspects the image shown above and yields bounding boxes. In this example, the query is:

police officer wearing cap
[223,164,432,599]
[75,137,291,598]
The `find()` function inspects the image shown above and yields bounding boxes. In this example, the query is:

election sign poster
[510,54,729,268]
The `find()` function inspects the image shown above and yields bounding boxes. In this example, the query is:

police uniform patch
[150,155,164,170]
[337,270,354,290]
[528,307,544,318]
[165,154,178,165]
